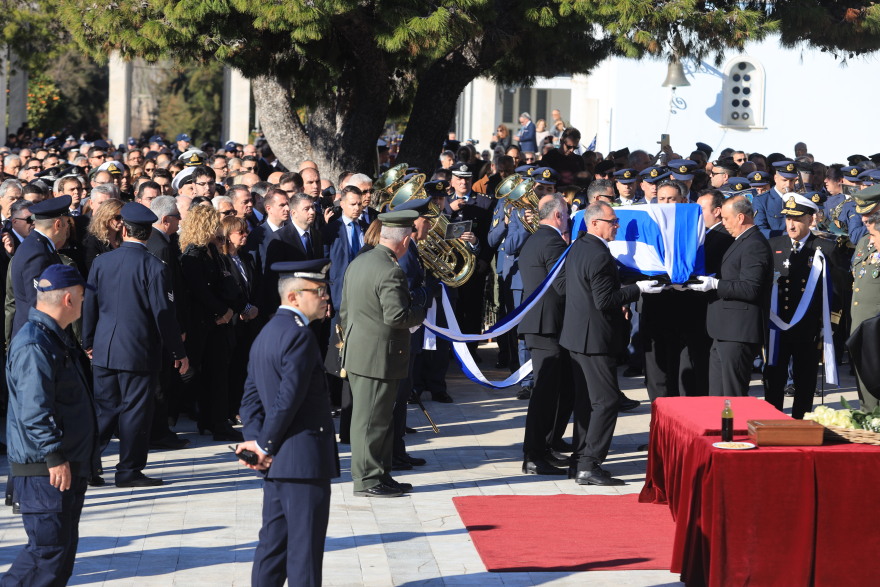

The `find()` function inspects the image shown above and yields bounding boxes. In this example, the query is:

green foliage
[26,74,61,130]
[155,61,225,145]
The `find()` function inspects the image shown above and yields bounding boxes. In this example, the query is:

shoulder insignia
[33,278,38,290]
[294,315,305,327]
[492,218,499,227]
[167,291,174,303]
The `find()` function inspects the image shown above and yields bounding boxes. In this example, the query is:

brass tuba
[388,174,475,287]
[505,177,541,233]
[495,173,523,200]
[374,162,409,210]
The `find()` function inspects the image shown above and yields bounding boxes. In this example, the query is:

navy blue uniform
[753,188,786,239]
[82,242,185,485]
[240,308,339,587]
[10,231,62,339]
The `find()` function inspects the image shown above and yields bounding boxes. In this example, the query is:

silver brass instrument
[505,177,541,233]
[495,173,523,200]
[388,174,475,287]
[375,162,409,210]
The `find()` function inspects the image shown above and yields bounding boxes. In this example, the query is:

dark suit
[240,308,339,587]
[260,222,323,316]
[559,233,640,471]
[146,227,189,440]
[322,216,367,314]
[764,234,834,418]
[706,225,773,396]
[11,230,63,339]
[518,225,572,458]
[82,241,186,484]
[222,252,262,419]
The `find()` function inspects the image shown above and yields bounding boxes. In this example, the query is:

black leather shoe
[516,387,532,400]
[391,457,413,471]
[382,476,413,493]
[545,452,571,468]
[150,435,191,450]
[784,384,796,397]
[408,391,422,405]
[5,494,12,507]
[11,501,20,515]
[400,453,426,466]
[353,483,404,498]
[522,458,567,476]
[575,466,626,486]
[116,475,164,488]
[88,475,105,487]
[618,396,640,412]
[814,389,823,397]
[432,391,454,403]
[404,426,418,434]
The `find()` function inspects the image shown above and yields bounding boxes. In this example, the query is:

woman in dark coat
[179,204,246,441]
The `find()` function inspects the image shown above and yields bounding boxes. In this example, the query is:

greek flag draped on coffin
[572,203,706,283]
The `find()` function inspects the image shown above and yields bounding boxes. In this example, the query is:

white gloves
[686,276,718,292]
[636,280,665,294]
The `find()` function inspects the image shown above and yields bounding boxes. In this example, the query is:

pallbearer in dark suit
[559,202,664,486]
[518,195,572,475]
[688,195,773,397]
[238,259,339,587]
[10,195,71,339]
[764,195,835,419]
[82,202,189,487]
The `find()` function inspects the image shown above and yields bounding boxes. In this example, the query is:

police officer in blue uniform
[10,195,71,339]
[488,181,533,398]
[238,259,339,587]
[754,160,799,238]
[3,265,99,586]
[388,198,437,468]
[82,202,189,488]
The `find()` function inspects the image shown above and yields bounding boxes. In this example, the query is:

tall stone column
[222,67,251,144]
[0,49,8,144]
[107,51,132,147]
[8,53,28,137]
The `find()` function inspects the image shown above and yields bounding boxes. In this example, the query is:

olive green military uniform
[340,243,426,492]
[850,234,880,410]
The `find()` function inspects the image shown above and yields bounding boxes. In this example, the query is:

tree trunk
[397,40,500,173]
[251,74,312,169]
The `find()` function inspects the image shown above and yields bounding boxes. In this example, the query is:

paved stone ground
[0,344,859,586]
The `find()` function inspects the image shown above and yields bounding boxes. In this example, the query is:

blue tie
[302,231,312,258]
[349,221,360,261]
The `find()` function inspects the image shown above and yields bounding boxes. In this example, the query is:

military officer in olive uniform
[764,195,836,419]
[849,187,880,411]
[339,210,429,497]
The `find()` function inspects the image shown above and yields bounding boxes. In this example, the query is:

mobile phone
[660,134,670,149]
[229,445,259,466]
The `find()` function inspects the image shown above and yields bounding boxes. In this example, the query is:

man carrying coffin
[763,194,836,418]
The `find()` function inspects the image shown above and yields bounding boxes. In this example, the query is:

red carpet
[453,494,674,572]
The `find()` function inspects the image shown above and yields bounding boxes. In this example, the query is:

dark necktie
[302,231,312,258]
[792,240,801,253]
[349,221,360,261]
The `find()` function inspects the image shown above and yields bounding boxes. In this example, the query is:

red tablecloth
[639,397,788,508]
[639,397,880,587]
[673,436,880,587]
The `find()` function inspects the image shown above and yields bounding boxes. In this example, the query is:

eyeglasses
[112,215,123,221]
[12,217,33,224]
[91,153,106,159]
[242,165,256,171]
[294,286,327,297]
[195,180,216,187]
[221,209,236,216]
[27,166,42,171]
[595,218,620,226]
[710,170,728,176]
[213,166,228,171]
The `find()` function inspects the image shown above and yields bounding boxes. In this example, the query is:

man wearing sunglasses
[560,202,663,486]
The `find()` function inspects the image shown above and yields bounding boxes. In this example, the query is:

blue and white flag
[572,203,706,283]
[587,135,597,151]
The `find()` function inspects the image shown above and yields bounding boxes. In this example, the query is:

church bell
[661,61,691,88]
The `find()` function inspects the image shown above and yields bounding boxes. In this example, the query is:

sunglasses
[221,209,236,216]
[294,286,327,297]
